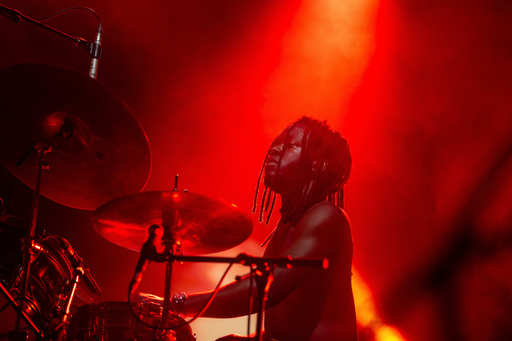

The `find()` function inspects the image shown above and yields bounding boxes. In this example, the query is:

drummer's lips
[265,159,279,178]
[266,156,279,166]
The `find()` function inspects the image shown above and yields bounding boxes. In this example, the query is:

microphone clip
[89,37,102,59]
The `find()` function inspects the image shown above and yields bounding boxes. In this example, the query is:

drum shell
[68,301,195,341]
[0,220,74,329]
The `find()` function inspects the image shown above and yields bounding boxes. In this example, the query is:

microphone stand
[151,252,327,341]
[0,4,98,78]
[54,267,84,341]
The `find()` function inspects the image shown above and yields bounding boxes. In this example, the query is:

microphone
[88,22,102,79]
[129,225,160,295]
[59,238,102,295]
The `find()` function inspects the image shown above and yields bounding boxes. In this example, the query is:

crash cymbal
[92,191,253,255]
[0,63,151,210]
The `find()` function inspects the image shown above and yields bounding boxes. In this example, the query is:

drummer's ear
[312,159,328,174]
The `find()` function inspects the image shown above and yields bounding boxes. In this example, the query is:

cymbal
[0,63,151,210]
[92,191,253,255]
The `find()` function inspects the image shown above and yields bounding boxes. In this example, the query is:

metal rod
[254,265,274,341]
[55,267,83,341]
[14,146,46,336]
[173,174,179,191]
[161,259,174,340]
[0,281,41,338]
[0,4,90,48]
[157,253,327,269]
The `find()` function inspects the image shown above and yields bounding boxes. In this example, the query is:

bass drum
[68,301,196,341]
[0,218,75,331]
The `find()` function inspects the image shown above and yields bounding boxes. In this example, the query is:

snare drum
[0,219,75,330]
[68,301,195,341]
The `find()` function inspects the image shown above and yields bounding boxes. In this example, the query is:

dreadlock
[253,116,352,226]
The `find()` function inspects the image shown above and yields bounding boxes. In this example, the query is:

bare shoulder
[298,202,353,265]
[298,201,350,234]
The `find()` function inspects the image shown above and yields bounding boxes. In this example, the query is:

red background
[1,0,511,340]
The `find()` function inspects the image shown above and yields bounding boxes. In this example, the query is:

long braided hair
[253,117,352,226]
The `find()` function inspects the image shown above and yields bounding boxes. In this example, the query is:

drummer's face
[264,123,305,193]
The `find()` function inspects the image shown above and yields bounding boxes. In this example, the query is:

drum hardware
[92,175,251,339]
[12,141,52,339]
[0,61,149,338]
[171,253,326,341]
[0,4,102,79]
[3,139,100,340]
[67,301,195,341]
[129,224,161,296]
[0,280,42,339]
[129,248,327,341]
[92,175,326,340]
[58,239,101,297]
[0,63,152,211]
[51,241,101,341]
[0,222,101,340]
[92,191,253,254]
[54,267,87,341]
[0,60,150,337]
[0,7,150,339]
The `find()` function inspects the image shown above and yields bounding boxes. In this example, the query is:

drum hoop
[69,301,195,340]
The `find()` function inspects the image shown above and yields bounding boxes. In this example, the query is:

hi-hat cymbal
[0,63,151,210]
[92,191,253,255]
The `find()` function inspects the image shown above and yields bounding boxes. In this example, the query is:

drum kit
[0,6,326,340]
[0,63,255,340]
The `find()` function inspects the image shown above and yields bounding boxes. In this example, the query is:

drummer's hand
[171,292,187,318]
[215,334,255,341]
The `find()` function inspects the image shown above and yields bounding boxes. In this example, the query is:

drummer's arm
[183,273,258,318]
[183,203,349,318]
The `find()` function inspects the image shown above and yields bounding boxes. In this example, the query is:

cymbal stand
[159,205,183,340]
[13,143,50,340]
[160,241,179,340]
[54,267,84,341]
[153,176,179,339]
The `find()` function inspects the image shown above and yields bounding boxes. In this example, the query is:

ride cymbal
[0,63,151,210]
[92,191,253,255]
